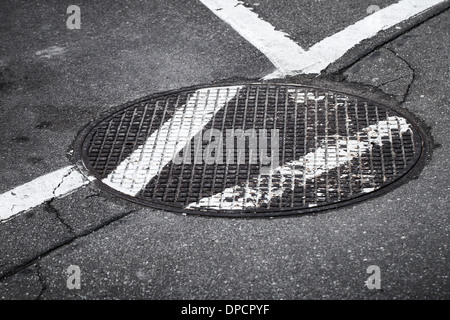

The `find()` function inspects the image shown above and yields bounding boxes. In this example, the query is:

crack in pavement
[334,6,450,77]
[384,47,416,103]
[377,75,411,88]
[52,168,75,197]
[42,167,79,234]
[1,2,449,297]
[44,199,75,235]
[0,209,138,282]
[35,262,47,300]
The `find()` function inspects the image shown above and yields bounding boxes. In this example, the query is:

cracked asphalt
[0,0,449,301]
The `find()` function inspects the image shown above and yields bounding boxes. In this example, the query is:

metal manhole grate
[74,83,428,217]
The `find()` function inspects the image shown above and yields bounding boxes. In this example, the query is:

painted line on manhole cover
[74,83,429,217]
[2,0,444,221]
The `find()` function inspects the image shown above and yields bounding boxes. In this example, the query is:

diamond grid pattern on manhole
[75,83,427,217]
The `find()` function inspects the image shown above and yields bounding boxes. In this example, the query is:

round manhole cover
[75,83,428,217]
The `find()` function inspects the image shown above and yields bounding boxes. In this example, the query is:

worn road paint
[1,0,442,220]
[0,166,88,222]
[35,46,67,58]
[186,116,412,210]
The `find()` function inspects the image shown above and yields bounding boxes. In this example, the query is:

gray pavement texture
[0,0,449,300]
[247,0,398,49]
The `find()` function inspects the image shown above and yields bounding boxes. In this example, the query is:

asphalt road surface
[0,0,449,302]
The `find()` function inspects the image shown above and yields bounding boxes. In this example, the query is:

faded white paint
[287,90,327,103]
[35,46,67,58]
[186,116,411,210]
[0,166,88,222]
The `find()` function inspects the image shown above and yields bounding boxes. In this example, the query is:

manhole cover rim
[73,81,430,218]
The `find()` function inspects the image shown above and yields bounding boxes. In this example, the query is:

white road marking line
[186,116,412,210]
[102,86,242,196]
[0,166,88,222]
[198,0,306,75]
[277,0,448,76]
[2,0,443,220]
[200,0,446,79]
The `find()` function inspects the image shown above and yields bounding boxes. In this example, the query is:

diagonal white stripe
[200,0,446,78]
[285,0,447,76]
[0,166,88,222]
[198,0,306,74]
[2,0,444,220]
[186,116,412,210]
[102,86,242,196]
